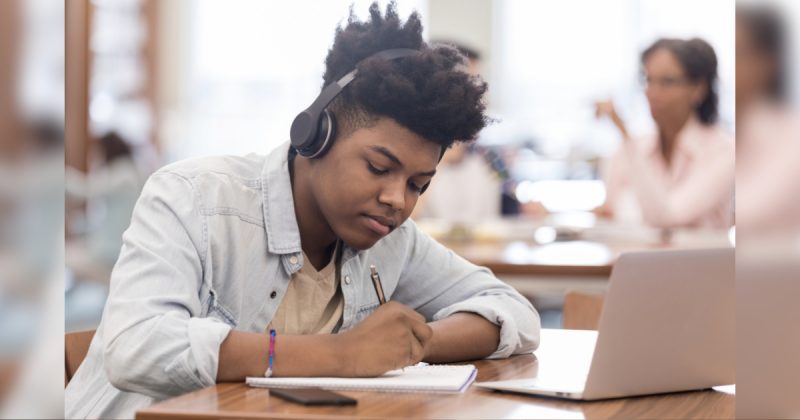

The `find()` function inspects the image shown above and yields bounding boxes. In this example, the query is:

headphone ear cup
[290,109,317,156]
[312,109,337,159]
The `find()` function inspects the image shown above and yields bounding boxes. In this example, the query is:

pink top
[736,101,800,234]
[603,116,735,229]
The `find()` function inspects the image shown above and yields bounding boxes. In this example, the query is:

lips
[363,214,396,236]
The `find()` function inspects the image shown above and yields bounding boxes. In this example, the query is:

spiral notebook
[246,363,477,393]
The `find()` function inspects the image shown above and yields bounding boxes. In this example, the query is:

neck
[289,157,338,268]
[657,113,692,164]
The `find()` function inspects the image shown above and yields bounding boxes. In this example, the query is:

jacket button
[344,275,351,285]
[270,291,277,299]
[289,256,298,265]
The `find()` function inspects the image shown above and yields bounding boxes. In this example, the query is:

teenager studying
[64,3,540,419]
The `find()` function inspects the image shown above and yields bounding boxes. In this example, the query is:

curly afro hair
[322,1,489,149]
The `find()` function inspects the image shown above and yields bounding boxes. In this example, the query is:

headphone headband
[291,48,418,158]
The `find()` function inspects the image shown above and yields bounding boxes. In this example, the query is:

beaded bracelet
[264,329,276,377]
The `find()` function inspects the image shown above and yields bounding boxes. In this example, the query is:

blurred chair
[65,330,95,386]
[562,291,605,330]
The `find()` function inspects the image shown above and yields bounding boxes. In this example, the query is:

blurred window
[167,0,427,160]
[492,0,735,159]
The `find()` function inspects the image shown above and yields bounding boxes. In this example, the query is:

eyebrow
[368,146,437,177]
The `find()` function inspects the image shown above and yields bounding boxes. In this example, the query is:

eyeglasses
[640,75,691,90]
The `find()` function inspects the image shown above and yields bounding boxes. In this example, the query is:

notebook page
[246,364,477,393]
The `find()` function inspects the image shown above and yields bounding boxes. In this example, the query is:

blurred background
[70,0,738,162]
[62,0,741,333]
[1,0,800,417]
[1,0,64,417]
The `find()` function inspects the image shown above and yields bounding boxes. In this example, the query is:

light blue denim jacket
[65,142,540,419]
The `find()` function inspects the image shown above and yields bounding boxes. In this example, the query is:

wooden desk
[439,228,732,278]
[137,330,734,419]
[443,240,617,277]
[431,220,733,301]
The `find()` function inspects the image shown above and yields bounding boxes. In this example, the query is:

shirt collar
[259,141,361,263]
[673,115,706,158]
[261,141,302,255]
[643,115,707,160]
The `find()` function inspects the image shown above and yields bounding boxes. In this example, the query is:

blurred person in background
[735,6,800,420]
[66,131,144,283]
[735,4,800,237]
[412,42,503,225]
[594,38,734,229]
[412,141,504,225]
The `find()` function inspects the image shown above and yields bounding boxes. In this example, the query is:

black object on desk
[269,388,358,406]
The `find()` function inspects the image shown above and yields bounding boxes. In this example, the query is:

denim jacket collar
[261,142,303,256]
[260,142,360,269]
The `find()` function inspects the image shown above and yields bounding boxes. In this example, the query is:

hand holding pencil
[331,265,432,377]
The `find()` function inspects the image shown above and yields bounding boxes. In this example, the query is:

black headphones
[290,48,418,159]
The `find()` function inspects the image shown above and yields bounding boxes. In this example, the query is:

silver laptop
[477,248,735,401]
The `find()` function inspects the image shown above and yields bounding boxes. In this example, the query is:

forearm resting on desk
[219,302,432,380]
[217,331,342,381]
[217,312,499,381]
[424,312,500,363]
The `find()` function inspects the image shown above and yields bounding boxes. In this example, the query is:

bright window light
[515,180,606,212]
[168,0,427,161]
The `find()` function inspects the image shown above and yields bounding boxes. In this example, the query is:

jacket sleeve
[392,220,540,358]
[102,171,232,399]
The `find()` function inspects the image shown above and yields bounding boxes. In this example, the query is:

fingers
[386,303,432,367]
[392,303,432,348]
[387,301,426,324]
[594,99,615,119]
[408,335,425,366]
[410,318,433,347]
[367,302,433,369]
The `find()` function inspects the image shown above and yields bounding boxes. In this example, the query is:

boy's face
[309,117,441,250]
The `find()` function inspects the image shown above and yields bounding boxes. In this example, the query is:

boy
[65,3,539,418]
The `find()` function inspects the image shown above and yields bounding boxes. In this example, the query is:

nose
[377,180,405,213]
[646,87,662,107]
[645,83,660,97]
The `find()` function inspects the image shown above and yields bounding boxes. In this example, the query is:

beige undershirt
[268,241,344,335]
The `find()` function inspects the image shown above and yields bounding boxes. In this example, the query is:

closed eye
[409,180,430,194]
[367,162,389,175]
[419,182,431,194]
[368,160,431,194]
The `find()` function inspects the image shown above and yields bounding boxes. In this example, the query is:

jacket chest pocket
[350,302,380,326]
[203,289,238,327]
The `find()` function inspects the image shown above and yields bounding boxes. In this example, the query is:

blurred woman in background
[595,38,734,229]
[735,5,800,236]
